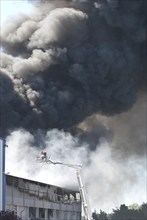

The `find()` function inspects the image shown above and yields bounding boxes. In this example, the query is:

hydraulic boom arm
[36,151,92,220]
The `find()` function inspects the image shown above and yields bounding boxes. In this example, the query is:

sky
[1,0,33,25]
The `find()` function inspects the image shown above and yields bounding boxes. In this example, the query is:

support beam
[0,138,6,211]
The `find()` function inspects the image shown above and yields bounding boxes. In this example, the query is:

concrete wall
[5,175,81,220]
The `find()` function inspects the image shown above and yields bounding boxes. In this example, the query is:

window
[39,208,45,218]
[48,209,53,217]
[29,207,36,218]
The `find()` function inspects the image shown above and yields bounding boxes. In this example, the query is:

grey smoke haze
[1,0,146,137]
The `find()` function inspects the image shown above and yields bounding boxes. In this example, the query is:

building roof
[5,174,80,194]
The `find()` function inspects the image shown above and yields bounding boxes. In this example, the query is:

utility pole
[0,138,6,211]
[36,151,93,220]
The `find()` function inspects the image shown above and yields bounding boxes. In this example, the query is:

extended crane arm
[76,168,92,220]
[36,151,92,220]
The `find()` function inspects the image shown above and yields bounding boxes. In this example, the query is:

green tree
[0,210,21,220]
[138,203,147,220]
[93,203,147,220]
[110,203,147,220]
[93,209,109,220]
[110,204,130,220]
[92,210,99,220]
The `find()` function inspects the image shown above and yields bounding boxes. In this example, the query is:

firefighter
[40,151,47,160]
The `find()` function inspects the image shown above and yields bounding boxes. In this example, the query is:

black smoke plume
[1,0,147,137]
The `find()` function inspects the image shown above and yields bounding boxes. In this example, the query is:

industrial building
[5,174,81,220]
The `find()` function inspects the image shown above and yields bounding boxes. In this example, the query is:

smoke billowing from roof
[1,0,146,136]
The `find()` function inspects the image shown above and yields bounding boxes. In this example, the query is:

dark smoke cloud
[75,87,146,158]
[1,0,147,136]
[70,123,113,151]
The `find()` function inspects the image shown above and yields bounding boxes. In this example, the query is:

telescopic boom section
[36,151,92,220]
[76,168,92,220]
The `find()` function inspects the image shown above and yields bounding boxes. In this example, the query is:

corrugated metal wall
[5,175,81,220]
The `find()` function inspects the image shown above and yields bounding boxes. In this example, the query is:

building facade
[5,174,81,220]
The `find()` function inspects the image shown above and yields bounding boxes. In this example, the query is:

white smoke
[5,127,146,213]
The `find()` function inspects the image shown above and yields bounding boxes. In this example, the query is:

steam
[1,0,146,213]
